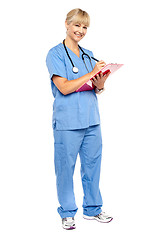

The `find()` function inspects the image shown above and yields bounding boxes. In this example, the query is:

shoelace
[97,212,111,219]
[64,217,74,222]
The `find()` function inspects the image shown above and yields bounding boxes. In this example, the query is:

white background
[0,0,160,239]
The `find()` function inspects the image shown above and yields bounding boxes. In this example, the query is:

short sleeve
[46,49,67,80]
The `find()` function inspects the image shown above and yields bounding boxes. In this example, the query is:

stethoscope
[63,39,99,74]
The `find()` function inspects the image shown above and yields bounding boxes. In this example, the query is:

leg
[79,124,103,216]
[53,127,85,218]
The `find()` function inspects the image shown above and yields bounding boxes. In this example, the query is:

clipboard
[76,63,124,92]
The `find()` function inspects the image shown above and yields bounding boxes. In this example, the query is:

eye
[83,26,87,29]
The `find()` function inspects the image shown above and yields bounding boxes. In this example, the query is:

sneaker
[83,211,113,223]
[62,217,76,230]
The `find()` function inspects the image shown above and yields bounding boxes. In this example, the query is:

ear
[65,20,69,30]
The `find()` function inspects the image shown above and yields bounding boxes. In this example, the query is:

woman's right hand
[91,60,106,76]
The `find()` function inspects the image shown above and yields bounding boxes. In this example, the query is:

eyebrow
[74,23,88,27]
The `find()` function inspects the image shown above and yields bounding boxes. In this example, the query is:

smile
[74,32,83,37]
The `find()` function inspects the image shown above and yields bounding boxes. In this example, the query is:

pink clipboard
[76,63,124,92]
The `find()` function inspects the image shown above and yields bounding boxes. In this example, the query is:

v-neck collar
[61,42,82,60]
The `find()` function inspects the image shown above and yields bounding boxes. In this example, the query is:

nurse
[46,8,113,230]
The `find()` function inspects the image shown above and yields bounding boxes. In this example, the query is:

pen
[91,56,99,62]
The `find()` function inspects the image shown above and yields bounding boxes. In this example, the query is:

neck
[64,36,79,51]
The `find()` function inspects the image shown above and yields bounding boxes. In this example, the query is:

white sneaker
[83,211,113,223]
[62,217,76,230]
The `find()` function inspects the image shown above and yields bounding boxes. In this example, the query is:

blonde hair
[66,8,90,27]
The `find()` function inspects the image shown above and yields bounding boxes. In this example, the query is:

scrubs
[46,43,103,218]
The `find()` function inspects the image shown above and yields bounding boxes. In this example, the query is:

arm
[52,72,92,95]
[52,60,107,95]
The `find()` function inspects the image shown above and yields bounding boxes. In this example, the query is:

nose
[79,27,83,33]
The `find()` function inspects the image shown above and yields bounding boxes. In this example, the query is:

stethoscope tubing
[63,40,75,68]
[63,39,99,73]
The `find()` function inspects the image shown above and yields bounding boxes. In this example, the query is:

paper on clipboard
[76,63,124,92]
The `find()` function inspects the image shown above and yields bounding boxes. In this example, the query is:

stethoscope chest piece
[72,66,79,74]
[63,39,96,74]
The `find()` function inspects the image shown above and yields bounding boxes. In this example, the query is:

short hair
[66,8,90,27]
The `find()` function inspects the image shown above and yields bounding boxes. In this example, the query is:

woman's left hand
[91,71,111,89]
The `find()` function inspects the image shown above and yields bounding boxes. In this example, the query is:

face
[65,21,88,43]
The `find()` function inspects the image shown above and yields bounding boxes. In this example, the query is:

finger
[99,60,106,64]
[96,61,105,67]
[99,71,103,78]
[103,74,108,80]
[106,70,111,77]
[103,71,111,80]
[91,78,98,86]
[96,74,100,80]
[92,76,97,82]
[99,60,106,66]
[104,71,111,77]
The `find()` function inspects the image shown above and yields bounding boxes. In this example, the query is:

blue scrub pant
[53,124,103,219]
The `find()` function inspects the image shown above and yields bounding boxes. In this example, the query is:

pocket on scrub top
[54,143,66,175]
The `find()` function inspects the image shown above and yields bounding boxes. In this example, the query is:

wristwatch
[95,87,105,94]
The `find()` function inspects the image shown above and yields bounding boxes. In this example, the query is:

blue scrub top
[46,43,101,130]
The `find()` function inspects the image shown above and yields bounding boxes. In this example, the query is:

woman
[46,8,113,230]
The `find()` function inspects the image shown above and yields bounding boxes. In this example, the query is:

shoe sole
[62,225,76,230]
[83,215,113,223]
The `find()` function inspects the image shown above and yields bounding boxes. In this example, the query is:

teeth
[75,33,82,37]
